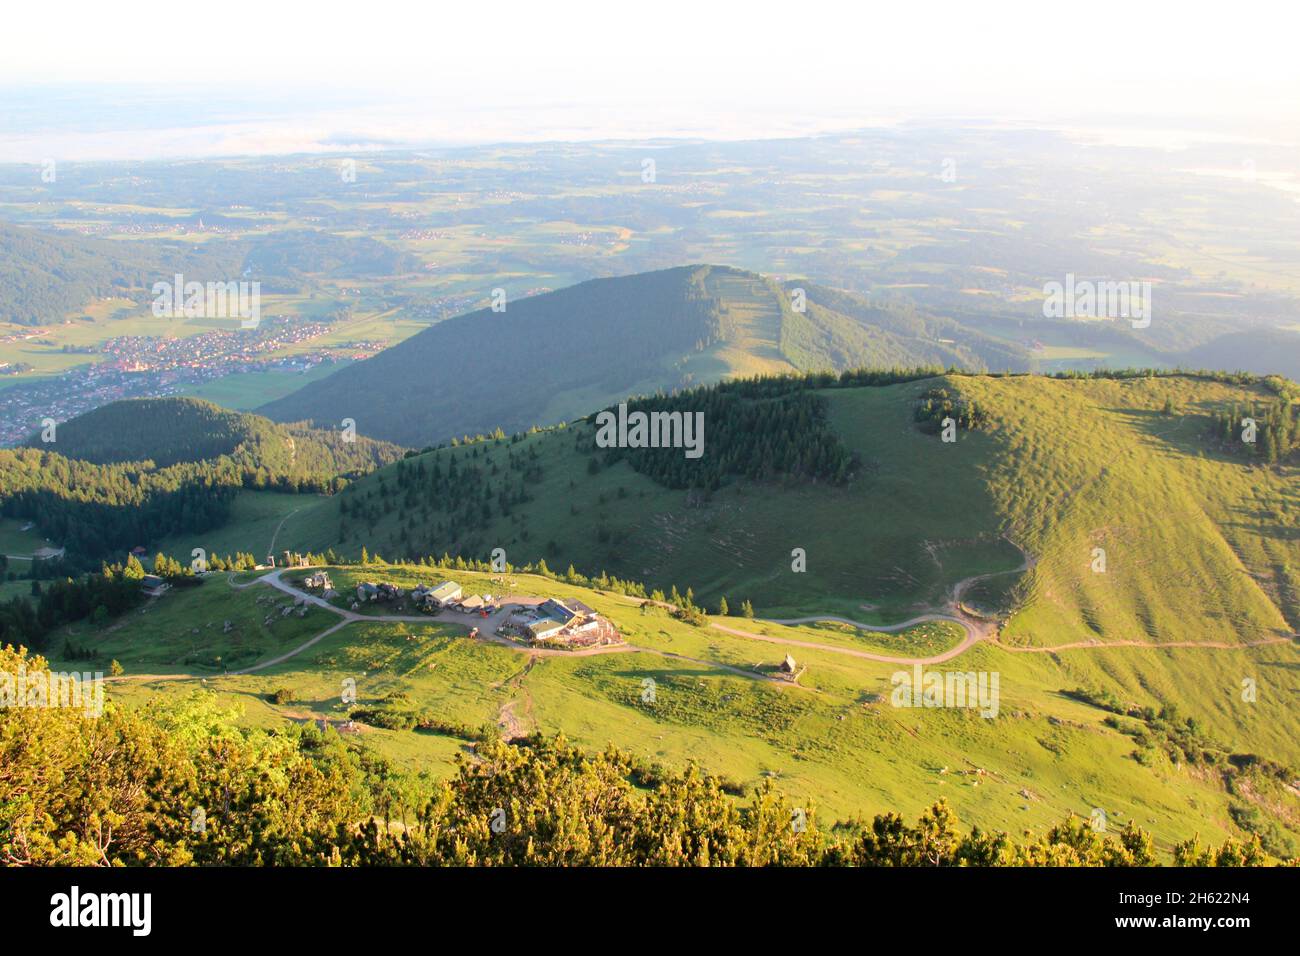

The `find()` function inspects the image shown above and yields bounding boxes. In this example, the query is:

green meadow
[0,517,52,556]
[46,559,1300,855]
[178,363,347,410]
[50,370,1299,855]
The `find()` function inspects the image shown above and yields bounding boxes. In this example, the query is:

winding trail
[712,538,1033,664]
[118,546,1295,687]
[710,541,1294,662]
[117,569,809,690]
[266,508,301,558]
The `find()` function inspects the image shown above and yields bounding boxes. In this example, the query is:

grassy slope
[59,576,326,673]
[950,374,1298,648]
[217,375,1300,647]
[270,379,1023,622]
[0,517,52,556]
[177,362,347,411]
[103,372,1300,851]
[257,264,1031,447]
[533,269,798,425]
[151,490,320,562]
[59,562,1300,856]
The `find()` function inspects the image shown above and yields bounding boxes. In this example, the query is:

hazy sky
[3,0,1296,157]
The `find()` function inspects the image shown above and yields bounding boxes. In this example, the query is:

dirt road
[118,551,1290,688]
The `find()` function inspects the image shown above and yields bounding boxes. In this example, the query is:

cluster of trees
[588,386,858,490]
[341,441,539,554]
[914,386,987,434]
[656,584,709,625]
[0,557,151,652]
[141,550,252,577]
[1,399,404,567]
[0,448,241,565]
[203,552,260,572]
[1207,400,1298,466]
[340,424,592,562]
[1,652,1282,867]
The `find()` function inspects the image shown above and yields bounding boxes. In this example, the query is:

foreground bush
[0,646,1284,867]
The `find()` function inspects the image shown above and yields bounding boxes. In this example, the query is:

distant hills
[0,219,243,326]
[1183,329,1300,381]
[259,264,1031,446]
[23,396,403,477]
[0,219,420,326]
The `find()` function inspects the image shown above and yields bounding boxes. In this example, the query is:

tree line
[1207,400,1298,466]
[0,405,402,567]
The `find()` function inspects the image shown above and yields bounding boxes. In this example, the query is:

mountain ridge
[258,264,1036,445]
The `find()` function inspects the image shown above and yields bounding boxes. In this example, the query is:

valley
[3,116,1299,874]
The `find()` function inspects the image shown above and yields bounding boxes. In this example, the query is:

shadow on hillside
[1218,485,1300,542]
[1111,405,1229,460]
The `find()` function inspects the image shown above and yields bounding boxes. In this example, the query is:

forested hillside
[24,396,404,475]
[0,219,423,325]
[780,280,1027,372]
[0,219,244,326]
[260,265,1037,446]
[277,369,1300,649]
[260,265,734,444]
[1,398,404,563]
